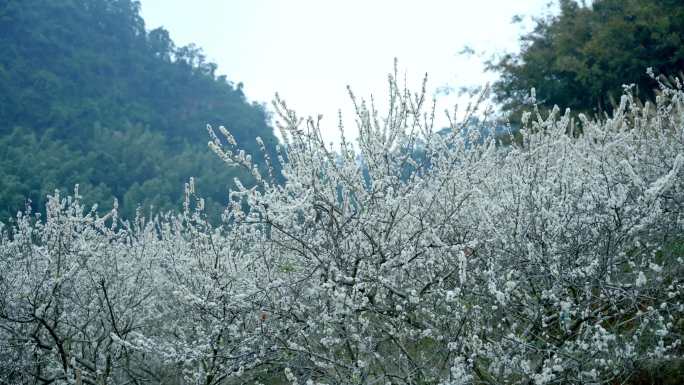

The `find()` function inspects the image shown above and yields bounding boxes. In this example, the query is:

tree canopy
[0,0,280,221]
[489,0,684,119]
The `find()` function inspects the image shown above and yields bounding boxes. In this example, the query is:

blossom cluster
[1,68,682,384]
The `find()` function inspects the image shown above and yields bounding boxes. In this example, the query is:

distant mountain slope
[0,0,280,221]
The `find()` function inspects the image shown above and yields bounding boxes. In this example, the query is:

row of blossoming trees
[1,68,683,385]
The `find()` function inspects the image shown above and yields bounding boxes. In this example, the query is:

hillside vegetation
[0,0,280,221]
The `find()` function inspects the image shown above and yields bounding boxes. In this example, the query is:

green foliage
[489,0,684,120]
[0,0,280,221]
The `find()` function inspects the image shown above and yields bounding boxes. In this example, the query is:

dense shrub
[1,68,683,384]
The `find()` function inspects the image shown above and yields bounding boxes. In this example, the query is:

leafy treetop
[489,0,684,120]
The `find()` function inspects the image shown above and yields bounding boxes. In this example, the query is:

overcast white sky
[139,0,556,144]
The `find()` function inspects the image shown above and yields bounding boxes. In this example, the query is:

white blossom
[1,67,683,384]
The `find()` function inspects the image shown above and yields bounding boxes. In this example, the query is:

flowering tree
[0,191,161,384]
[203,68,683,384]
[1,66,682,384]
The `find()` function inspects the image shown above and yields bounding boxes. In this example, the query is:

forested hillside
[0,0,280,221]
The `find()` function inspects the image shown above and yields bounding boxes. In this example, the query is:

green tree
[489,0,684,120]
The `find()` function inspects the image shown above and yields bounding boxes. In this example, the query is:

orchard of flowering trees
[1,67,683,385]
